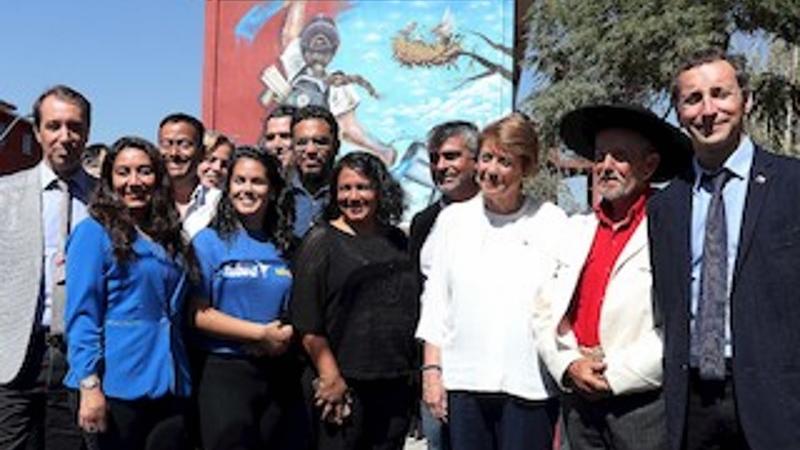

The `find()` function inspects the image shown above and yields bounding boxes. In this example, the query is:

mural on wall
[203,0,515,218]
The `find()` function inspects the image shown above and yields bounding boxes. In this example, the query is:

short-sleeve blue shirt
[192,227,293,355]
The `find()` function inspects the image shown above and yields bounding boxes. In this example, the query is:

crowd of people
[1,47,798,450]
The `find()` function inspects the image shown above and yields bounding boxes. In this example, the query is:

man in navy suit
[648,48,800,449]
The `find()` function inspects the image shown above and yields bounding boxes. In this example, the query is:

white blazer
[532,213,662,395]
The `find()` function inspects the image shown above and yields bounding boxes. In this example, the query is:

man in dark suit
[648,48,800,449]
[411,120,479,450]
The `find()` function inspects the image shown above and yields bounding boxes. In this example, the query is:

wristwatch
[80,374,101,390]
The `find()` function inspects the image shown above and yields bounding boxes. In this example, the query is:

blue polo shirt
[192,227,292,355]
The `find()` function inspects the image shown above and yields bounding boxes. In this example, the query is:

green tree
[519,0,800,155]
[748,39,800,155]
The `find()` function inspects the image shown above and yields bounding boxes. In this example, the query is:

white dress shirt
[182,184,221,239]
[40,162,91,327]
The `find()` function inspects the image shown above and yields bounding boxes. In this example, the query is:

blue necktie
[695,169,731,380]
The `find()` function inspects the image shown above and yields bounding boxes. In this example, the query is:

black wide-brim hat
[559,104,693,182]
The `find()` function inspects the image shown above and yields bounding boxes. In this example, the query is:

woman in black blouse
[290,152,418,450]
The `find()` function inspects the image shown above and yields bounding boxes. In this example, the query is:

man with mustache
[649,49,800,449]
[158,113,221,238]
[290,105,340,238]
[533,105,691,450]
[0,85,94,449]
[410,121,479,450]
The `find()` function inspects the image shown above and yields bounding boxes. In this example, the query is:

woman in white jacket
[415,113,567,450]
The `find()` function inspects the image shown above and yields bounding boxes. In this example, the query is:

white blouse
[415,194,567,401]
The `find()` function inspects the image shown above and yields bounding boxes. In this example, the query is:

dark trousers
[684,370,749,450]
[196,353,309,450]
[0,330,85,450]
[562,389,667,450]
[316,377,413,450]
[447,391,558,450]
[88,396,189,450]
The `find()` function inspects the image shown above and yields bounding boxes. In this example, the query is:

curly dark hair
[210,146,295,255]
[90,136,197,278]
[324,151,404,226]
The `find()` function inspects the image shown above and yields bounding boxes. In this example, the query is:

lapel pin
[754,173,766,184]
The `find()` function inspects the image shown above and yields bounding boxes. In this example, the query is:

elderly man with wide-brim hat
[532,105,692,450]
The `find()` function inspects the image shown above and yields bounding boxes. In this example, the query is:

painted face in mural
[300,18,339,76]
[303,45,335,76]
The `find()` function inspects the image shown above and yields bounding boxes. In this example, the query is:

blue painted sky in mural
[333,0,514,149]
[329,0,515,213]
[229,0,516,214]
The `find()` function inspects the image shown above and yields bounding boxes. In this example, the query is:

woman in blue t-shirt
[189,146,304,450]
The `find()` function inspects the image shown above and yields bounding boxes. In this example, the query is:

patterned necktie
[50,178,71,335]
[695,168,731,380]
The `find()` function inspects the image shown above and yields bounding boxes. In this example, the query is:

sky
[0,1,204,146]
[332,0,514,144]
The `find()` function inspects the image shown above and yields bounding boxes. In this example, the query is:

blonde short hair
[479,112,539,175]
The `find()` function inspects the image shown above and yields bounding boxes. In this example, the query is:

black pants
[684,370,749,450]
[316,377,413,450]
[196,353,309,450]
[447,391,558,450]
[0,330,85,450]
[87,396,189,450]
